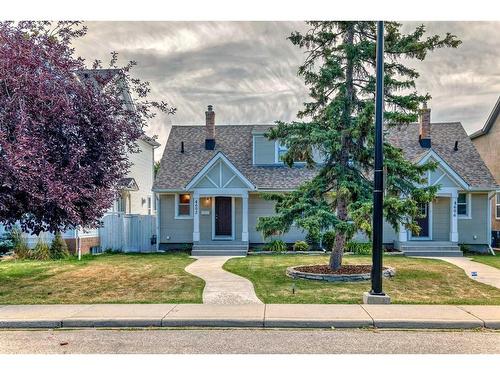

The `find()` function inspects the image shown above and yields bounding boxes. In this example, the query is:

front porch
[192,190,250,256]
[395,188,462,257]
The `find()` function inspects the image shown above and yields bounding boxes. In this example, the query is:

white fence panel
[100,213,156,252]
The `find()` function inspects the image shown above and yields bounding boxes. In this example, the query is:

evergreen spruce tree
[49,232,69,260]
[257,22,461,270]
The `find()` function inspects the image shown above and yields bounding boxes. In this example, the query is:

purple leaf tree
[0,21,174,234]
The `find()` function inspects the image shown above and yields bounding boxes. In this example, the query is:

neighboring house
[154,105,498,256]
[0,69,160,254]
[470,96,500,245]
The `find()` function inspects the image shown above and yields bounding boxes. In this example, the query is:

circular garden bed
[287,264,396,282]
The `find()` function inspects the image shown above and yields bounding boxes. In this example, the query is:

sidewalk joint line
[456,306,486,328]
[359,304,375,327]
[160,304,178,325]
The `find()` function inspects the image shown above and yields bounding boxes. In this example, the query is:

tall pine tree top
[257,22,461,269]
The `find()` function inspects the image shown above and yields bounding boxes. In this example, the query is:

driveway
[185,256,263,304]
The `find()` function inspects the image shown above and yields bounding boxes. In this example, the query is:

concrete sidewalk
[0,304,498,329]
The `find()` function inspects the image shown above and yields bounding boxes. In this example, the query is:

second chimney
[419,103,431,148]
[205,105,215,150]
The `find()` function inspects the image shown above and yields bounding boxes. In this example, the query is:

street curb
[0,304,498,329]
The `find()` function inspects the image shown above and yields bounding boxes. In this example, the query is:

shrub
[346,241,372,255]
[0,231,15,254]
[459,243,470,253]
[293,240,309,252]
[264,239,287,252]
[321,230,336,251]
[305,232,322,250]
[32,238,51,260]
[49,232,69,260]
[11,227,31,259]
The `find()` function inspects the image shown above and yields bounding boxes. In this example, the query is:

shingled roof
[154,121,498,191]
[153,125,317,190]
[386,122,498,189]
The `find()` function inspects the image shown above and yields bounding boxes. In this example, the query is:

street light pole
[364,20,391,304]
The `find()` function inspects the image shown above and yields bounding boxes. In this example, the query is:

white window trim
[457,192,472,220]
[174,193,193,219]
[495,193,500,220]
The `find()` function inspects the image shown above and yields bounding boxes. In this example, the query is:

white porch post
[398,221,407,243]
[242,192,249,242]
[155,193,160,251]
[193,191,200,242]
[450,190,459,242]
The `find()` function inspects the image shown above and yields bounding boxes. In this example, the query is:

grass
[0,252,204,304]
[223,254,500,305]
[469,252,500,270]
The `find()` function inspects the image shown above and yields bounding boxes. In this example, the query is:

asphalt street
[0,328,498,354]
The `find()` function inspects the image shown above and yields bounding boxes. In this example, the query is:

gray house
[153,105,498,256]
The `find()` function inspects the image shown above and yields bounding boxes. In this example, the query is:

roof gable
[186,152,255,190]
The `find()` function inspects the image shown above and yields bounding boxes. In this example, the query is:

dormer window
[275,143,288,163]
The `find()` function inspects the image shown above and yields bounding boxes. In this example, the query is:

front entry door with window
[413,203,430,238]
[215,196,232,237]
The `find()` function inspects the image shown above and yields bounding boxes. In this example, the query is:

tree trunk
[328,24,355,271]
[329,231,347,270]
[329,195,348,270]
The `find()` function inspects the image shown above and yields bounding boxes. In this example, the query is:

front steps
[192,241,248,256]
[398,241,463,257]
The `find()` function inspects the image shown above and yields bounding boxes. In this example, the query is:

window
[276,143,288,162]
[496,193,500,219]
[147,196,152,215]
[275,142,306,164]
[457,193,469,217]
[176,193,191,218]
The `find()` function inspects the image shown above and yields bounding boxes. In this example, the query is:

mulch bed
[294,264,388,275]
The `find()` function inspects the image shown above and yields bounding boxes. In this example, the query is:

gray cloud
[72,21,500,158]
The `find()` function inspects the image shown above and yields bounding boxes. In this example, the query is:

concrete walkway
[0,304,498,329]
[429,257,500,289]
[185,256,263,305]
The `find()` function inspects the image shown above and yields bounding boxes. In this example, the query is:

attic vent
[454,141,458,151]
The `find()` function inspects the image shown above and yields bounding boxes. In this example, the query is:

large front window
[176,193,191,218]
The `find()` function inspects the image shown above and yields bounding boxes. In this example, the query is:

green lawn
[223,254,500,305]
[470,253,500,270]
[0,252,204,304]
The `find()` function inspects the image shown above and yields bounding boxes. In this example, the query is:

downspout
[487,191,496,256]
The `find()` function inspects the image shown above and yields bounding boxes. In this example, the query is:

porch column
[450,191,459,242]
[398,221,407,243]
[155,193,160,251]
[193,191,200,242]
[242,192,249,242]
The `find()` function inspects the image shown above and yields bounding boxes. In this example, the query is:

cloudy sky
[73,21,500,158]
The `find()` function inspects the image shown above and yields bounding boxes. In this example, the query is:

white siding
[127,138,155,215]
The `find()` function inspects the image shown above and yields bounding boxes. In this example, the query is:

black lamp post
[364,20,391,304]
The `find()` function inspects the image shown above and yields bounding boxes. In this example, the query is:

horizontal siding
[253,136,275,165]
[128,139,155,215]
[458,193,489,244]
[160,194,193,243]
[248,194,305,243]
[433,197,450,241]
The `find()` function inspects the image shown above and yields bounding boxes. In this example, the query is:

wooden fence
[100,213,156,252]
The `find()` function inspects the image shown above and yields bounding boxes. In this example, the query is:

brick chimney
[205,105,215,150]
[419,103,431,148]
